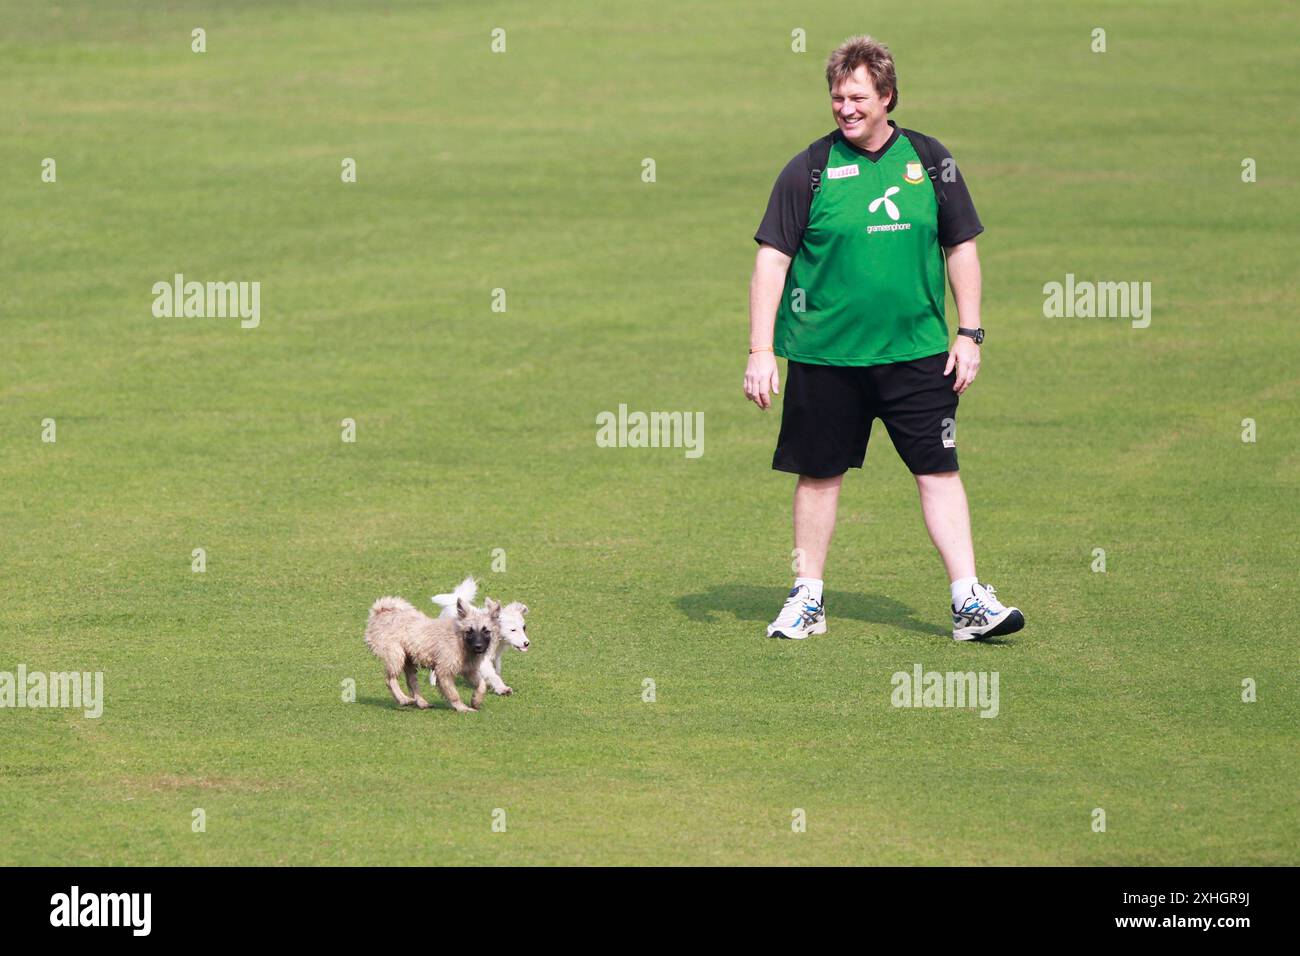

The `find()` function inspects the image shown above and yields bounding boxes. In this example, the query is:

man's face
[830,65,891,145]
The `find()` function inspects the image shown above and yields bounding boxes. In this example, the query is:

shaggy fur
[433,577,529,696]
[364,595,499,713]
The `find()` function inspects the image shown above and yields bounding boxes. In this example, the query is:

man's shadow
[677,583,1012,642]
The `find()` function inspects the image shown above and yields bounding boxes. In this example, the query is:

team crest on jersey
[904,162,926,184]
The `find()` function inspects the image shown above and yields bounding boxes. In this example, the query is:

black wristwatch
[957,327,985,345]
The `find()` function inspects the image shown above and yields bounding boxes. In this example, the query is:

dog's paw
[414,698,431,710]
[495,686,513,696]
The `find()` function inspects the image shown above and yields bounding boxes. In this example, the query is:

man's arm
[943,238,981,395]
[744,244,792,410]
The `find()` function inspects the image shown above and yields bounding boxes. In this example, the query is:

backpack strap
[898,127,947,207]
[805,130,838,196]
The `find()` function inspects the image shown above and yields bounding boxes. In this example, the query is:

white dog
[432,577,529,696]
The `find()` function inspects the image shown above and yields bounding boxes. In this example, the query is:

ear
[484,597,501,618]
[456,598,470,619]
[506,602,528,617]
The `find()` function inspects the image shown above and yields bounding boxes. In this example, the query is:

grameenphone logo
[869,186,901,220]
[866,186,912,234]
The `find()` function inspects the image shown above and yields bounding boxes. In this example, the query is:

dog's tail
[431,576,477,618]
[368,595,416,623]
[365,596,417,658]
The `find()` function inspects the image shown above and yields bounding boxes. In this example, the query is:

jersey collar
[838,121,900,164]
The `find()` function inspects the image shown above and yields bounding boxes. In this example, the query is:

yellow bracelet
[749,346,774,354]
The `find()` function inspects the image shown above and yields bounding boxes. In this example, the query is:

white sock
[794,577,824,602]
[951,576,979,606]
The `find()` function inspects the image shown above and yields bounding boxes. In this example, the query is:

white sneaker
[767,584,826,640]
[952,582,1024,641]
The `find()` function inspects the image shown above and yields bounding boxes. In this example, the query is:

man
[744,35,1025,642]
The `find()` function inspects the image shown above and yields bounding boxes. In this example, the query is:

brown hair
[825,35,898,112]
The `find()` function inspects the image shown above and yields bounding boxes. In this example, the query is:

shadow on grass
[676,583,953,640]
[354,693,467,712]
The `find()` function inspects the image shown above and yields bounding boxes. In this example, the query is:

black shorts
[772,352,959,478]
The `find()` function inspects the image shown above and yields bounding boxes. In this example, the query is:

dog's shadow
[354,686,481,712]
[354,697,439,712]
[677,583,993,642]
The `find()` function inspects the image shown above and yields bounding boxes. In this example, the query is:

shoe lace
[971,583,1006,614]
[776,587,819,626]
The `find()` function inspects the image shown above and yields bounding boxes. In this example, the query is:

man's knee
[915,470,959,482]
[797,473,845,490]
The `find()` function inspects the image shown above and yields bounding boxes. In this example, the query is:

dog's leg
[405,663,431,709]
[435,670,473,713]
[470,675,488,711]
[480,656,512,696]
[385,669,414,707]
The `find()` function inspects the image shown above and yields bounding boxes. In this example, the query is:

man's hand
[944,335,981,394]
[744,351,780,409]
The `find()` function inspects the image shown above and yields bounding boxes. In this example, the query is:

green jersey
[754,124,983,367]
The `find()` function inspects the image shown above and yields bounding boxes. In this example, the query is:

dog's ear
[506,601,529,617]
[484,597,501,618]
[456,598,470,619]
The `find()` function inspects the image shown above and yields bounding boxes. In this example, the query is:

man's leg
[873,353,1023,640]
[766,473,841,639]
[793,473,844,579]
[915,469,1024,640]
[914,471,976,582]
[768,361,867,639]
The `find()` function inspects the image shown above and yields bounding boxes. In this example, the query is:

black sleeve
[929,137,984,247]
[753,150,812,257]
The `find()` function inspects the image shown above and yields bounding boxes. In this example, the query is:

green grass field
[1,0,1297,865]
